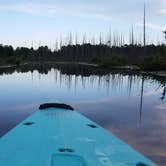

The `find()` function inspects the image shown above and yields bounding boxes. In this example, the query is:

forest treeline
[0,43,166,70]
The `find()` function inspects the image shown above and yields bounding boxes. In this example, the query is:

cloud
[159,9,166,15]
[147,22,164,31]
[143,89,162,97]
[0,3,60,16]
[156,103,166,110]
[137,22,164,31]
[0,3,112,20]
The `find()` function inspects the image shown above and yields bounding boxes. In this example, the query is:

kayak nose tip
[39,103,74,111]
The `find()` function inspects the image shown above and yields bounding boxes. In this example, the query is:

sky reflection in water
[0,66,165,165]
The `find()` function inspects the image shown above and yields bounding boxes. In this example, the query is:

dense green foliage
[0,44,166,70]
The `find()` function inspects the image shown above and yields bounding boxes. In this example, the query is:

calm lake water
[0,64,166,165]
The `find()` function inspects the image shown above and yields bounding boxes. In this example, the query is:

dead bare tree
[143,4,146,47]
[75,33,78,45]
[131,25,134,45]
[59,35,63,49]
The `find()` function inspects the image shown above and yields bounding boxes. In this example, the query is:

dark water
[0,64,166,165]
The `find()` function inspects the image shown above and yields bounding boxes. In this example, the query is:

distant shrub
[5,56,24,65]
[140,55,166,70]
[99,54,128,68]
[90,57,101,64]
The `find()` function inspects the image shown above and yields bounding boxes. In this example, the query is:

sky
[0,0,165,48]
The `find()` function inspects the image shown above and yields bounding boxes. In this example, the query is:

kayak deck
[0,104,155,166]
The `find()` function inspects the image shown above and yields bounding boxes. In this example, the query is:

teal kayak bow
[0,103,156,166]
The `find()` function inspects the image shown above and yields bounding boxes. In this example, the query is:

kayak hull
[0,105,156,166]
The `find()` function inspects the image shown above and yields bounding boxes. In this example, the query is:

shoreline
[0,61,166,78]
